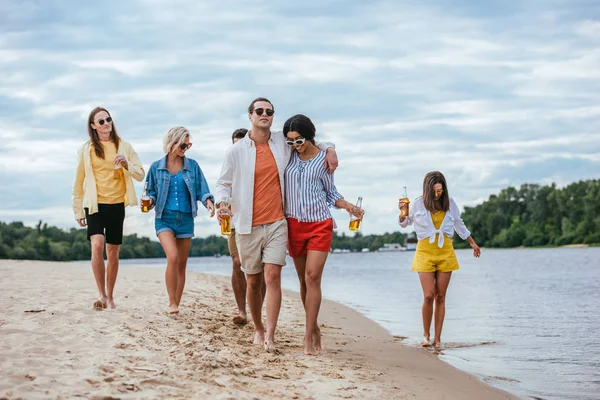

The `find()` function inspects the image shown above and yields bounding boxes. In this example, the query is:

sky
[0,0,599,240]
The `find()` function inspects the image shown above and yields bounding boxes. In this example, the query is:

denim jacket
[146,156,214,219]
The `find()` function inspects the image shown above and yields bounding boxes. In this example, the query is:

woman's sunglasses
[433,189,444,195]
[253,108,274,117]
[97,117,112,125]
[179,143,193,150]
[286,137,306,146]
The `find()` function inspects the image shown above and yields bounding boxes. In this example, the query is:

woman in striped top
[283,114,364,356]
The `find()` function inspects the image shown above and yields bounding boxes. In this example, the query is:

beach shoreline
[0,260,517,399]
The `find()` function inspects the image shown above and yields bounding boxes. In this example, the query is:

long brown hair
[87,107,121,159]
[422,171,450,212]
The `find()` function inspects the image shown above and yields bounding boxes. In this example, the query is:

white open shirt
[399,196,471,248]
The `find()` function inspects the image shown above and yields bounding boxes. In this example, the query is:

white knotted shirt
[399,197,471,248]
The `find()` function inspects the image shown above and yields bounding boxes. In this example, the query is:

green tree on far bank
[454,179,600,248]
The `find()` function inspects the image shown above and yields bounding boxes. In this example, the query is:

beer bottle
[400,186,409,218]
[220,196,232,236]
[140,182,151,213]
[113,164,123,179]
[348,196,363,232]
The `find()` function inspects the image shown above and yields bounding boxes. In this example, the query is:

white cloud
[575,20,600,38]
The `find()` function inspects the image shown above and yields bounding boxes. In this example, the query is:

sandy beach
[0,260,517,399]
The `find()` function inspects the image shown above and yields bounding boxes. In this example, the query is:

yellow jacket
[72,140,145,219]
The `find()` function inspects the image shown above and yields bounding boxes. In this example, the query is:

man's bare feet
[312,326,322,351]
[304,335,319,356]
[93,299,106,310]
[106,298,116,309]
[253,330,265,345]
[232,313,248,326]
[169,303,179,314]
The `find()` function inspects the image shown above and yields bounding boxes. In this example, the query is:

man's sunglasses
[179,143,193,150]
[97,117,112,125]
[252,108,274,117]
[286,137,306,146]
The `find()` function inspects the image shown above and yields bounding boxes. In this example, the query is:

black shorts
[85,203,125,245]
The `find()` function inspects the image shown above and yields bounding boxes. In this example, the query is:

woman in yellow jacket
[72,107,145,309]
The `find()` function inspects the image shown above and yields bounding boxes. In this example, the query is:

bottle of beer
[220,196,232,236]
[113,164,123,179]
[400,186,409,218]
[348,196,363,232]
[140,182,151,213]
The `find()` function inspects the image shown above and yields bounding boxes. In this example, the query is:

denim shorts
[155,210,195,239]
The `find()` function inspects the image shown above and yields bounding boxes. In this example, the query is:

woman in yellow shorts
[399,171,480,349]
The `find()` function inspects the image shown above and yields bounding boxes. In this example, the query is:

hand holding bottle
[348,196,364,232]
[217,197,232,234]
[398,186,409,220]
[140,182,151,213]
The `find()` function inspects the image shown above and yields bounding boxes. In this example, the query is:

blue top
[145,155,214,219]
[284,150,343,222]
[165,171,192,213]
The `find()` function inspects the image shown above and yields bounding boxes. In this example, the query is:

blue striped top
[284,150,343,222]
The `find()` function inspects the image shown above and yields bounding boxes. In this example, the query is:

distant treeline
[0,220,406,261]
[0,221,229,261]
[1,179,597,261]
[454,179,600,248]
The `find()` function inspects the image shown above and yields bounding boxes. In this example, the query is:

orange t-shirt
[252,143,284,226]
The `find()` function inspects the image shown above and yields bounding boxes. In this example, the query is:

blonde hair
[163,126,191,154]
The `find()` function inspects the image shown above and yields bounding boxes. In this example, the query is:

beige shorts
[236,219,287,275]
[227,229,238,256]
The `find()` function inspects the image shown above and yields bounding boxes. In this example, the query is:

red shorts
[287,218,334,258]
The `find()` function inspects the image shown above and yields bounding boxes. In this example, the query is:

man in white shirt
[215,97,337,351]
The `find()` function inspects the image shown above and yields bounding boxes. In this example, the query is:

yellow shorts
[411,234,460,273]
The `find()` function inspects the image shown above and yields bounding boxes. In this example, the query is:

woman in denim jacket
[146,126,215,314]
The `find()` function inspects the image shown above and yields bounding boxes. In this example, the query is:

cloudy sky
[1,0,599,239]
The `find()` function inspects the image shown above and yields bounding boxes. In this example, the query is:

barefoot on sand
[253,330,265,345]
[106,299,117,309]
[313,326,322,352]
[232,315,248,326]
[93,300,106,310]
[264,338,276,352]
[169,304,179,314]
[304,335,319,356]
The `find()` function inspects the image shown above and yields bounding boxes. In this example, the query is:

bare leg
[105,243,120,309]
[246,272,265,344]
[264,263,282,351]
[302,251,328,355]
[293,254,308,309]
[231,253,247,324]
[261,272,267,308]
[174,238,191,307]
[433,271,452,348]
[158,231,180,314]
[90,235,107,308]
[418,272,436,346]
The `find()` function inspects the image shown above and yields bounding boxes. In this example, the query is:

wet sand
[0,260,517,399]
